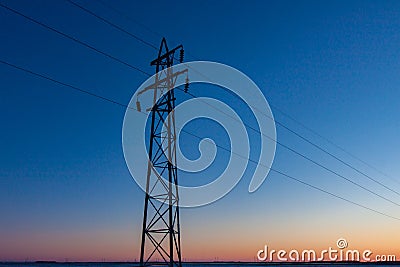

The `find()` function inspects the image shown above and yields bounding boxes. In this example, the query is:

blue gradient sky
[1,0,400,262]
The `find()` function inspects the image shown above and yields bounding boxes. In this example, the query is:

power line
[0,2,152,77]
[180,129,400,222]
[179,62,400,198]
[271,169,400,222]
[270,104,400,185]
[92,0,197,61]
[191,126,400,221]
[274,117,400,194]
[178,88,400,208]
[1,58,399,222]
[87,0,399,193]
[0,59,138,111]
[94,0,162,39]
[67,0,191,64]
[5,0,398,207]
[65,0,159,50]
[6,0,399,209]
[215,85,400,197]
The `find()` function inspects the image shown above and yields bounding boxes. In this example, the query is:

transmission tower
[137,38,188,267]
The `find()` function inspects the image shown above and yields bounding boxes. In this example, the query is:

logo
[122,61,276,207]
[257,238,396,262]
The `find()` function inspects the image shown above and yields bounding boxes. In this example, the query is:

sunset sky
[1,0,400,262]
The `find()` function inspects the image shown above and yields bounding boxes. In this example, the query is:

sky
[1,0,400,262]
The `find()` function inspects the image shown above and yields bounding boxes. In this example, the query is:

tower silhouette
[138,38,187,267]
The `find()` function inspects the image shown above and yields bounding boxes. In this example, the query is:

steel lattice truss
[139,38,187,267]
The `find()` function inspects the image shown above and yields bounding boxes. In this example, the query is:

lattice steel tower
[137,38,187,267]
